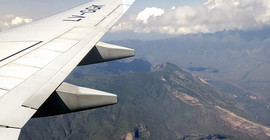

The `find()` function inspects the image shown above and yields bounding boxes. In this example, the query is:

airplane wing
[0,0,135,139]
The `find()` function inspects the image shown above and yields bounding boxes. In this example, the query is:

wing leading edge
[0,0,135,139]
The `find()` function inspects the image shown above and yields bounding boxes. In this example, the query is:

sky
[1,0,270,40]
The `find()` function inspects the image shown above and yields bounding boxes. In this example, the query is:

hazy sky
[1,0,270,40]
[113,0,270,34]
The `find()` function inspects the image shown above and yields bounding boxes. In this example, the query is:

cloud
[11,17,32,26]
[0,13,32,31]
[112,0,270,34]
[136,7,165,24]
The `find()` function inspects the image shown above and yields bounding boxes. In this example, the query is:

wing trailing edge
[0,0,136,138]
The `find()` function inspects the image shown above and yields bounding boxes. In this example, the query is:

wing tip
[123,0,136,6]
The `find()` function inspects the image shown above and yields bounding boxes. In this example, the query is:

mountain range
[19,59,270,140]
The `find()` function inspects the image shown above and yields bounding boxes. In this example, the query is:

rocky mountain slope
[109,30,270,100]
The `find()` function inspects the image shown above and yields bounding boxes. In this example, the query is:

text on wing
[63,5,104,22]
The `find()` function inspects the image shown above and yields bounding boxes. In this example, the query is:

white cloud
[11,17,32,25]
[0,13,32,31]
[111,0,270,34]
[136,7,165,24]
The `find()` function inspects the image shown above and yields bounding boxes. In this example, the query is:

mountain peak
[152,63,183,72]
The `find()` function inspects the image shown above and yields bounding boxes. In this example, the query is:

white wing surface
[0,0,135,139]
